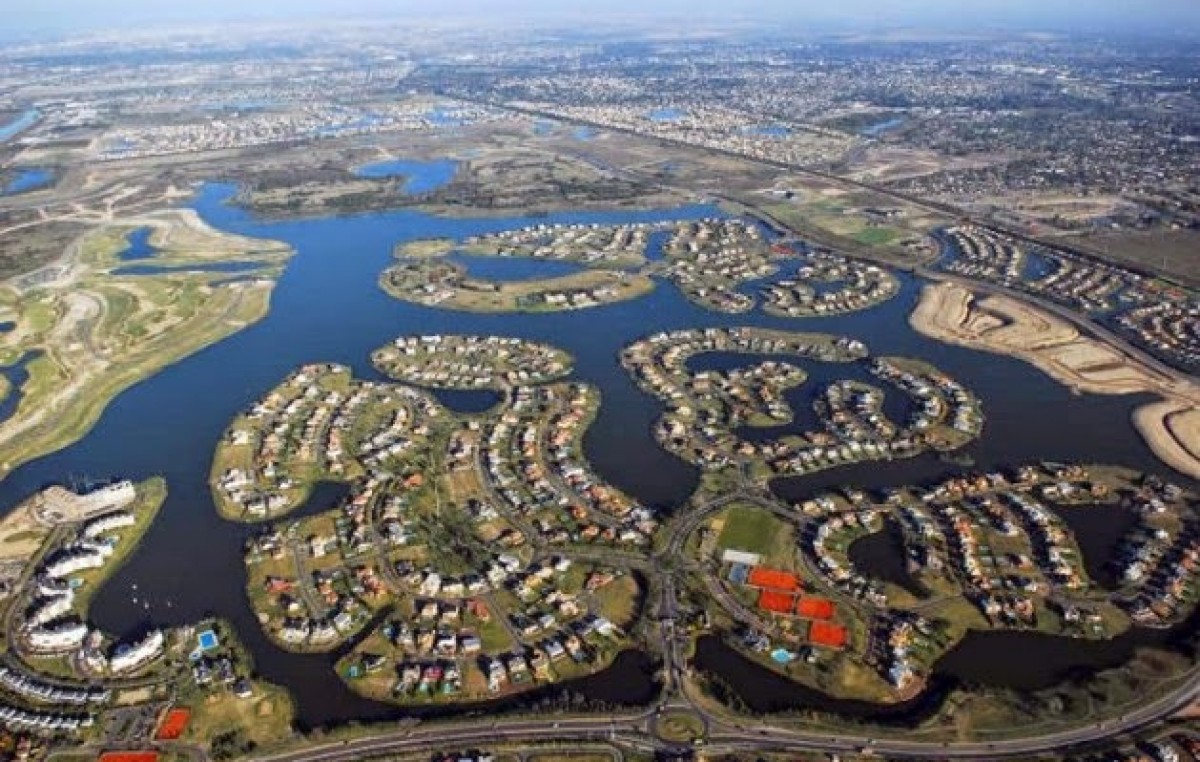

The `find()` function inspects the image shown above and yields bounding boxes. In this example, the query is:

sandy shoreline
[1135,401,1200,480]
[910,281,1200,480]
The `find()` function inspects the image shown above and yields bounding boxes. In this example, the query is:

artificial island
[0,22,1196,762]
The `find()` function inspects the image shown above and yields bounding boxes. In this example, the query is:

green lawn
[717,503,794,566]
[478,613,514,651]
[656,711,706,743]
[854,226,903,246]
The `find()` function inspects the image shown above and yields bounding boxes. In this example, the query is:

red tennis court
[746,566,801,592]
[796,597,836,620]
[99,753,160,762]
[757,589,797,613]
[808,621,848,648]
[154,707,191,740]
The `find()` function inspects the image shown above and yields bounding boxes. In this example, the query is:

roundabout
[651,707,708,746]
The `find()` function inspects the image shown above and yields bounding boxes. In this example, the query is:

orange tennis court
[757,589,797,613]
[796,597,836,620]
[746,566,801,592]
[808,621,848,648]
[154,707,191,740]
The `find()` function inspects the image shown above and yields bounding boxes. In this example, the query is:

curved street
[246,476,1200,761]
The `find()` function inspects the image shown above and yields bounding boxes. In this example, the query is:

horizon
[5,0,1200,40]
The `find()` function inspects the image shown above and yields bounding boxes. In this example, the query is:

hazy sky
[8,0,1200,35]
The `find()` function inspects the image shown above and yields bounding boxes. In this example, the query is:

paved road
[250,661,1200,762]
[246,463,1200,761]
[287,539,328,619]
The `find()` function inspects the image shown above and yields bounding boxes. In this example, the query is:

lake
[743,124,790,138]
[646,108,687,123]
[0,109,39,142]
[0,161,1189,728]
[2,168,52,195]
[354,158,460,195]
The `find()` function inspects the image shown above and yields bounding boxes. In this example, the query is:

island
[620,327,983,479]
[215,334,651,704]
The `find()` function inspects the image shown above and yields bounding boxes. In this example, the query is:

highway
[248,664,1200,762]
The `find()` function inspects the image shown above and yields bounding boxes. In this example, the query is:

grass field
[655,711,706,744]
[394,238,455,259]
[185,677,295,753]
[0,499,52,565]
[854,226,904,246]
[478,610,514,651]
[716,503,795,567]
[749,195,943,269]
[592,574,640,626]
[768,201,909,249]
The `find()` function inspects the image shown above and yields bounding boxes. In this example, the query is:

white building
[76,481,136,514]
[109,630,164,674]
[81,511,135,539]
[26,622,89,653]
[24,593,74,627]
[43,549,106,579]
